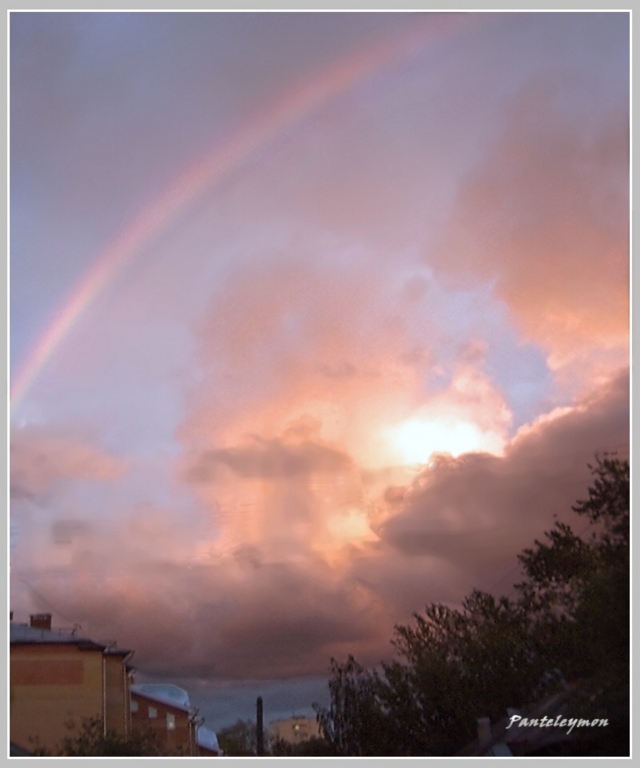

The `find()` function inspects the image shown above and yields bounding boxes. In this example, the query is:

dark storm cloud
[50,519,92,545]
[187,438,353,482]
[30,556,388,680]
[378,368,629,589]
[15,369,628,685]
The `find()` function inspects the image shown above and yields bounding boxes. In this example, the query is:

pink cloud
[376,368,628,591]
[431,77,629,374]
[10,427,128,500]
[13,369,626,681]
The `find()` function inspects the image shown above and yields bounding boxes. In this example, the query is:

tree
[315,655,396,756]
[217,719,264,756]
[32,716,169,756]
[516,455,629,752]
[381,590,553,755]
[269,735,333,756]
[318,591,554,755]
[317,456,629,756]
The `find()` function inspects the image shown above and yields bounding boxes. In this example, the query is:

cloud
[19,551,389,680]
[9,13,629,692]
[175,252,430,475]
[378,367,629,589]
[10,427,128,500]
[12,369,628,681]
[187,438,353,482]
[430,76,629,375]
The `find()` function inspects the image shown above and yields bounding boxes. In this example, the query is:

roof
[131,683,192,712]
[487,742,513,756]
[104,646,134,658]
[457,686,583,757]
[10,741,32,756]
[197,725,220,753]
[9,622,105,651]
[270,715,315,723]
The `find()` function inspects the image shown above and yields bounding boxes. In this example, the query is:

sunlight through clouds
[10,12,628,725]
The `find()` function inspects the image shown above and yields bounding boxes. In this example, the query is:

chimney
[30,613,52,630]
[256,696,264,756]
[477,716,492,746]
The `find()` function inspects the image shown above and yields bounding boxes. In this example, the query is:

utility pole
[256,696,264,755]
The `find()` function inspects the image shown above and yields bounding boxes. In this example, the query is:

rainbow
[10,14,468,412]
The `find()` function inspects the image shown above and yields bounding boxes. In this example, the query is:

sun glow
[327,509,375,543]
[392,417,504,465]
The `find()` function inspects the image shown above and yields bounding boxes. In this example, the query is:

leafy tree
[517,455,628,645]
[269,735,333,756]
[382,591,554,754]
[317,456,629,756]
[217,718,264,756]
[516,455,629,752]
[37,716,170,756]
[315,655,396,756]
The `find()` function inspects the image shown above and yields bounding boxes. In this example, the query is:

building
[268,715,321,747]
[10,613,133,754]
[457,686,592,757]
[130,683,200,756]
[197,724,222,756]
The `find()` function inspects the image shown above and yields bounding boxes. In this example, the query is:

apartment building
[10,613,133,754]
[130,683,199,756]
[268,715,321,746]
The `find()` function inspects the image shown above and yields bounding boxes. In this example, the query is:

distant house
[10,613,133,755]
[268,715,321,747]
[197,724,222,756]
[130,683,200,756]
[457,686,596,757]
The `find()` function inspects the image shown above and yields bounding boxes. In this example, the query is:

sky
[9,11,629,731]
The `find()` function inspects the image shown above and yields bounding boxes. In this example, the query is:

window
[148,707,157,719]
[167,713,176,731]
[131,700,139,713]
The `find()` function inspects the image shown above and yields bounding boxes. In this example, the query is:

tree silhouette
[33,716,169,756]
[316,456,629,756]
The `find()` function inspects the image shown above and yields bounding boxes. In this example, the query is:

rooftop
[130,683,192,712]
[10,621,104,650]
[197,725,220,753]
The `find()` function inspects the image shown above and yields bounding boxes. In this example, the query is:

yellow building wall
[104,654,129,736]
[10,644,104,754]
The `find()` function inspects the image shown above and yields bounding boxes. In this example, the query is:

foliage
[46,716,169,756]
[315,655,396,756]
[517,455,629,753]
[217,718,264,756]
[317,456,629,756]
[269,735,333,756]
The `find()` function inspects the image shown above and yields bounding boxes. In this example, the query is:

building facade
[268,715,321,747]
[130,683,199,756]
[10,614,133,754]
